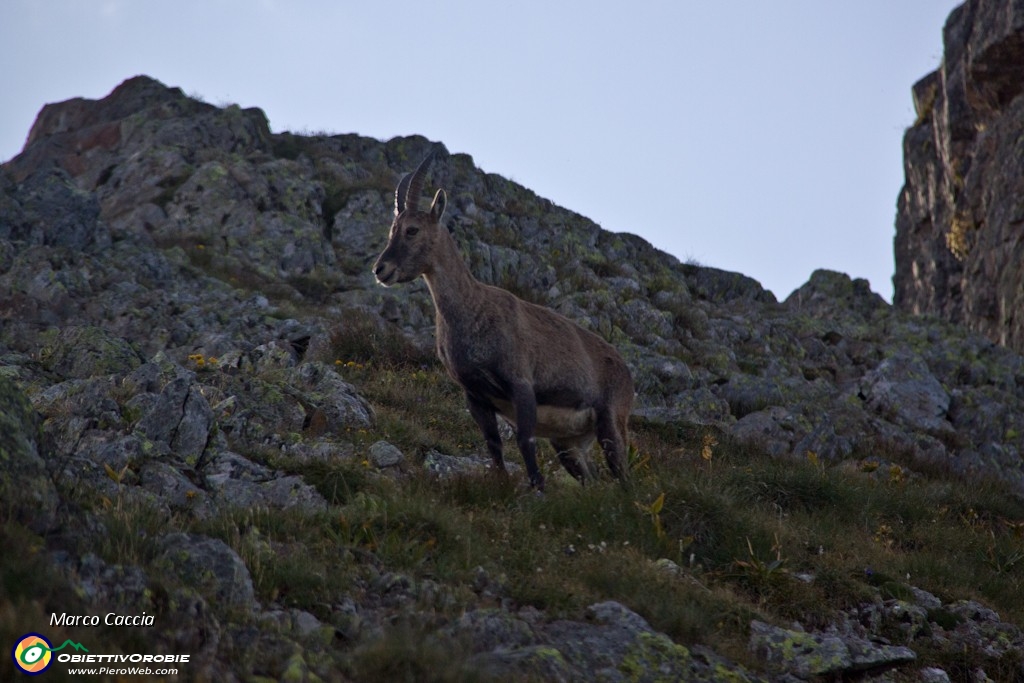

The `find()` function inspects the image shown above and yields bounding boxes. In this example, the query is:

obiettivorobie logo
[11,633,88,675]
[11,630,190,677]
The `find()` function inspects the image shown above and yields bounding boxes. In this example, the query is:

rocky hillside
[894,0,1024,354]
[2,67,1024,681]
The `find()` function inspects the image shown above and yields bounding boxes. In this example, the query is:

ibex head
[373,151,448,286]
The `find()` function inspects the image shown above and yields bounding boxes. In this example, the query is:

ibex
[372,149,634,491]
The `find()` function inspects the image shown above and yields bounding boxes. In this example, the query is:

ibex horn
[401,150,436,214]
[394,172,413,216]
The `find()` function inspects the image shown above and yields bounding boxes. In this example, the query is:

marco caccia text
[51,612,155,627]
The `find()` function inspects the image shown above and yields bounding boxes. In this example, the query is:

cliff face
[3,74,1024,680]
[894,0,1024,351]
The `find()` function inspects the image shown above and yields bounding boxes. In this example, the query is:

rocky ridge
[894,0,1024,353]
[1,64,1023,681]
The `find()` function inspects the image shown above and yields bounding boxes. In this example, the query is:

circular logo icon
[12,633,53,675]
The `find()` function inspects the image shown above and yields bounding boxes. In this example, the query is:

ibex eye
[406,226,419,236]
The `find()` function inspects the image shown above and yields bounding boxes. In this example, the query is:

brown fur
[373,154,634,490]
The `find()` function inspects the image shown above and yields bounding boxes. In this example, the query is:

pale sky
[0,1,960,301]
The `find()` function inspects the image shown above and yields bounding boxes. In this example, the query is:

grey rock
[162,155,334,282]
[910,587,943,610]
[211,372,307,447]
[286,361,374,432]
[729,407,799,458]
[893,0,1024,355]
[0,167,109,250]
[646,355,694,393]
[616,298,673,344]
[468,646,575,683]
[201,450,271,486]
[637,387,733,427]
[717,374,786,418]
[134,372,214,463]
[57,552,152,613]
[587,599,657,631]
[368,440,403,468]
[77,433,148,472]
[202,451,327,512]
[652,558,685,577]
[859,350,952,436]
[920,668,952,683]
[792,409,858,462]
[156,532,257,613]
[138,459,214,517]
[466,241,556,296]
[422,449,518,479]
[251,340,299,372]
[33,377,124,447]
[262,608,326,639]
[749,620,916,678]
[291,609,324,638]
[449,608,539,652]
[122,361,163,394]
[39,325,143,379]
[452,601,760,682]
[541,601,757,682]
[786,269,888,320]
[688,265,776,304]
[332,188,389,260]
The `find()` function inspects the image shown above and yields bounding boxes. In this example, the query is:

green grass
[345,619,482,683]
[291,341,1024,674]
[5,329,1024,679]
[328,365,481,458]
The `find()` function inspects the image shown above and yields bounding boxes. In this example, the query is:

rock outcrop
[1,56,1023,680]
[894,0,1024,353]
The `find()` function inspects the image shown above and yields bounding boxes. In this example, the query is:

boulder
[156,533,257,613]
[0,167,110,250]
[368,440,404,469]
[285,361,374,432]
[39,326,143,380]
[749,620,916,678]
[201,451,327,513]
[859,349,952,436]
[134,372,215,464]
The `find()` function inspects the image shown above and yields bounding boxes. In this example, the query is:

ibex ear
[430,188,447,223]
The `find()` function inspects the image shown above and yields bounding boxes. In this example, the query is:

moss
[498,646,574,680]
[619,631,693,683]
[757,627,848,676]
[38,326,143,378]
[281,652,318,682]
[531,646,567,662]
[945,215,975,261]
